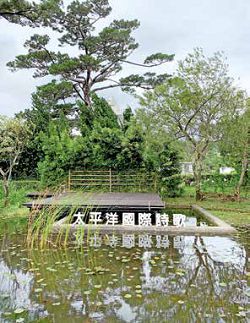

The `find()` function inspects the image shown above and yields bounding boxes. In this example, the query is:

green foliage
[117,121,144,170]
[38,120,80,186]
[122,106,133,132]
[0,116,32,177]
[0,115,32,206]
[158,144,183,197]
[201,174,239,193]
[78,94,119,135]
[14,80,75,178]
[89,126,123,169]
[0,0,62,26]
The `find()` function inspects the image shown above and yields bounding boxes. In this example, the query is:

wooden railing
[68,169,158,192]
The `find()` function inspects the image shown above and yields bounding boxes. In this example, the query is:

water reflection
[0,232,249,322]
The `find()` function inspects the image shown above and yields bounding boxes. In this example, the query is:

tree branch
[121,59,170,68]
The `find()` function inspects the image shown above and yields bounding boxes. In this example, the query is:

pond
[0,217,249,322]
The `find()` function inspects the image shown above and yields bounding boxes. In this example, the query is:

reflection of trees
[0,232,248,322]
[185,236,216,295]
[0,239,39,317]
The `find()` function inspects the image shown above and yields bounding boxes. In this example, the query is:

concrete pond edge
[52,204,237,236]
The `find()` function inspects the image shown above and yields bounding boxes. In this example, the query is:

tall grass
[26,190,98,249]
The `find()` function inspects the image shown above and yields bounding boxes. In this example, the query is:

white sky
[0,0,250,116]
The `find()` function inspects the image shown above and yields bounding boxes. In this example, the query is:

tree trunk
[193,151,204,201]
[235,147,248,200]
[2,176,10,207]
[83,85,92,108]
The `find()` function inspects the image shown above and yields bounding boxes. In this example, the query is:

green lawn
[166,188,250,227]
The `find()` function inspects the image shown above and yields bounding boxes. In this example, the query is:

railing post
[109,168,112,192]
[68,169,71,191]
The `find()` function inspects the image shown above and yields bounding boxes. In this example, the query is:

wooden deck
[24,192,165,210]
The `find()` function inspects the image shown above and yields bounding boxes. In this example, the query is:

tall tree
[7,0,174,107]
[0,115,31,206]
[140,48,245,200]
[219,104,249,199]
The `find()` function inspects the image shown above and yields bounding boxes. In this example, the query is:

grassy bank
[166,187,250,227]
[0,181,38,218]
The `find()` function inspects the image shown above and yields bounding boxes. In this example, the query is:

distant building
[180,162,193,175]
[180,162,236,176]
[219,167,235,175]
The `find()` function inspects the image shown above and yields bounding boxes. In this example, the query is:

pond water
[0,217,249,322]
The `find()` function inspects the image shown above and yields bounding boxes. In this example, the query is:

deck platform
[24,192,165,211]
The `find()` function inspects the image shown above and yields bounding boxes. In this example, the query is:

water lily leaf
[94,285,102,289]
[14,308,25,314]
[124,294,132,299]
[46,267,57,272]
[3,312,12,316]
[219,282,227,287]
[237,311,246,317]
[176,272,185,276]
[37,279,44,283]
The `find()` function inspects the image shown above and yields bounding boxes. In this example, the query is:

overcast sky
[0,0,250,116]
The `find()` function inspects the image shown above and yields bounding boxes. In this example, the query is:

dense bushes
[12,94,183,195]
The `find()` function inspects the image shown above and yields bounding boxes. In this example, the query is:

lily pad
[219,282,227,287]
[37,279,44,283]
[177,300,185,304]
[124,294,132,299]
[46,267,57,273]
[96,301,102,306]
[52,302,60,306]
[94,285,102,289]
[14,308,25,314]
